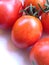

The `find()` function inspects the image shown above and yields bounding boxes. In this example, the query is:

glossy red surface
[0,0,22,29]
[11,15,42,48]
[30,38,49,65]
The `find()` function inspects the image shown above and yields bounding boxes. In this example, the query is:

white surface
[0,29,31,65]
[0,30,49,65]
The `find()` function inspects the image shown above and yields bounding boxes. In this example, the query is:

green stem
[44,4,49,8]
[29,4,33,15]
[24,6,30,10]
[46,0,49,4]
[38,3,45,12]
[45,10,49,12]
[33,11,38,16]
[20,4,39,17]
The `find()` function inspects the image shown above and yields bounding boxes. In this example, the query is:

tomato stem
[33,11,38,16]
[38,0,49,13]
[44,4,49,8]
[46,0,49,4]
[21,4,39,17]
[29,4,33,15]
[38,4,45,12]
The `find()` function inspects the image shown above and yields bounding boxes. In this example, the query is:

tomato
[38,9,43,16]
[11,15,42,48]
[30,38,49,65]
[41,12,49,33]
[24,0,46,9]
[0,0,22,30]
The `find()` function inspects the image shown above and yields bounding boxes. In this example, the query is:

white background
[0,29,31,65]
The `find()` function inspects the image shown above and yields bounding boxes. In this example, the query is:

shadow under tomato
[0,29,32,65]
[6,33,31,65]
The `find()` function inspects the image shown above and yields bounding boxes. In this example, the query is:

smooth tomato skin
[41,12,49,33]
[0,0,22,30]
[11,15,42,48]
[30,38,49,65]
[24,0,46,9]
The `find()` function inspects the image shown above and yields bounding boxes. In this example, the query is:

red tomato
[24,0,46,9]
[41,12,49,33]
[11,15,42,48]
[0,0,22,30]
[38,9,43,16]
[30,38,49,65]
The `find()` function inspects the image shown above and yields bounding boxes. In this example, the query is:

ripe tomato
[38,9,43,16]
[11,15,42,48]
[30,38,49,65]
[41,12,49,33]
[24,0,46,9]
[0,0,22,30]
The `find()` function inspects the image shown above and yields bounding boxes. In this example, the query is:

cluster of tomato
[0,0,49,65]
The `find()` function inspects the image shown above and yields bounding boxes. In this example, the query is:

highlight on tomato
[0,0,22,30]
[11,15,42,48]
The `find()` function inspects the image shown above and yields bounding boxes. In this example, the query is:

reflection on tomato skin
[0,0,22,30]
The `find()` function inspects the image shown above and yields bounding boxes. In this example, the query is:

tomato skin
[38,9,43,16]
[41,12,49,33]
[24,0,46,9]
[30,38,49,65]
[0,0,22,30]
[11,15,42,48]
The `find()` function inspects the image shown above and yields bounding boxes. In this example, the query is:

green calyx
[21,4,38,17]
[38,0,49,13]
